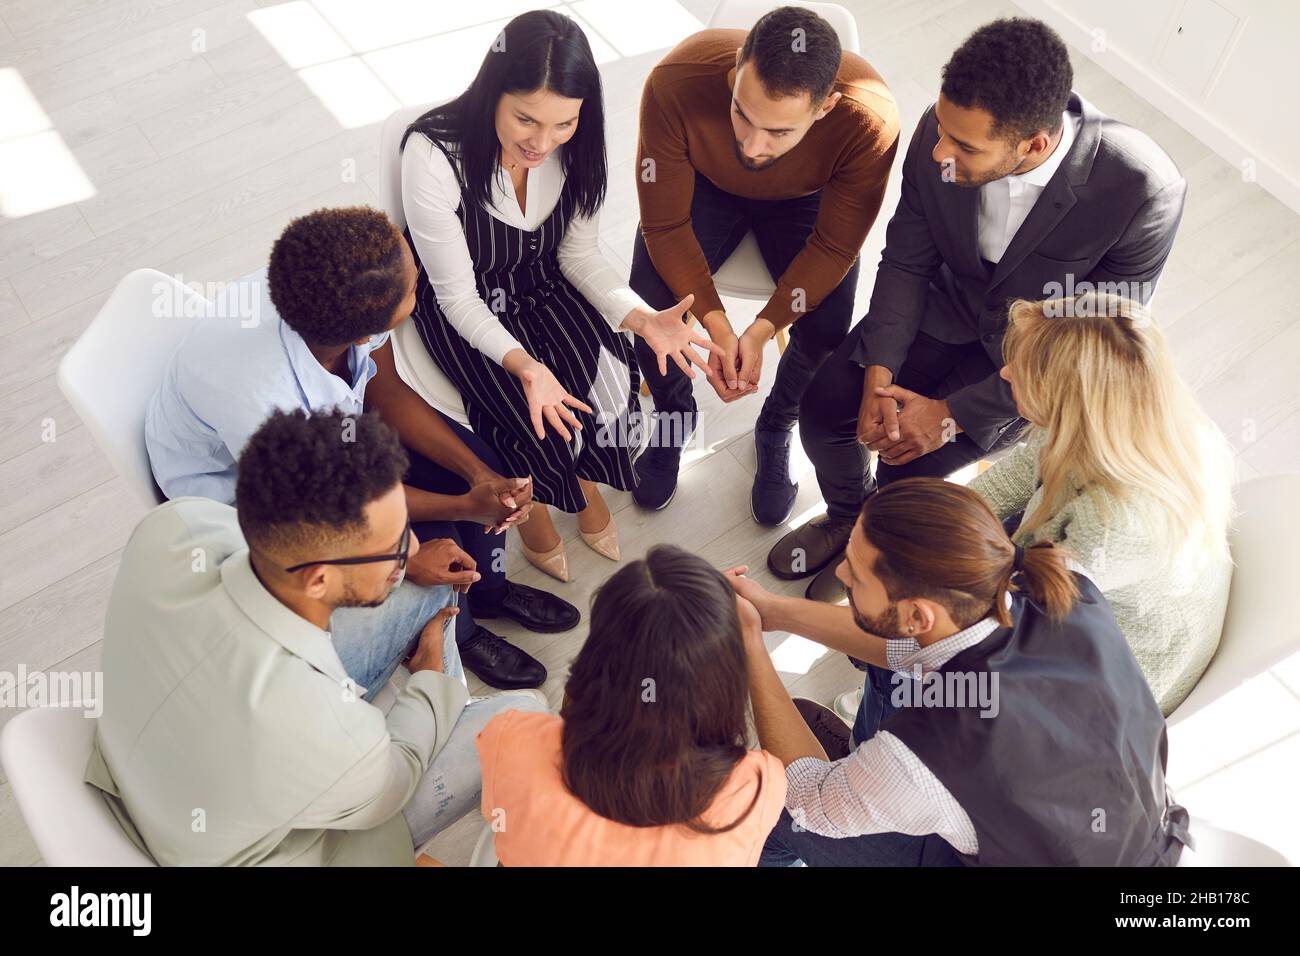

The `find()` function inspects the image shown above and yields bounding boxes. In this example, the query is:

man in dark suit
[769,17,1187,602]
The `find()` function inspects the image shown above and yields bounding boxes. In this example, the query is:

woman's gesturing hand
[628,294,725,382]
[504,349,593,442]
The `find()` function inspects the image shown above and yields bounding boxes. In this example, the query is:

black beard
[733,139,785,172]
[846,588,909,640]
[337,580,392,610]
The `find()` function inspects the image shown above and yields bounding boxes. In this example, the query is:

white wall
[1016,0,1300,213]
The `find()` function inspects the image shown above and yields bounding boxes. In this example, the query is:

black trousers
[628,172,859,433]
[800,328,1027,521]
[403,410,510,642]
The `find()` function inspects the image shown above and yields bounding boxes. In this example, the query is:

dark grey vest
[884,573,1189,866]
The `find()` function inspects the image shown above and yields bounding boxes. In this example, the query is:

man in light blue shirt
[146,269,387,502]
[145,206,579,690]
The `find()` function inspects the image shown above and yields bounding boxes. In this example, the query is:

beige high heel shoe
[578,515,620,562]
[521,538,569,583]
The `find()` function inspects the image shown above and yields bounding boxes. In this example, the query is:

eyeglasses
[284,521,411,574]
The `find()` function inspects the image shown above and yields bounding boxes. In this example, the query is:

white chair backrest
[1169,473,1300,725]
[378,100,471,426]
[0,707,156,866]
[1177,816,1292,867]
[378,100,448,234]
[57,270,209,509]
[707,0,861,53]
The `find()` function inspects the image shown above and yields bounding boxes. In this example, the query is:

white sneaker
[833,687,863,724]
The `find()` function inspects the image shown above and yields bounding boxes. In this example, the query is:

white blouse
[400,132,647,366]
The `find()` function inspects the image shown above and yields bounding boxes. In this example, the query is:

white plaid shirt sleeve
[785,734,979,856]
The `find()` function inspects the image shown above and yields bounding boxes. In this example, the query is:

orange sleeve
[759,116,900,330]
[475,710,513,823]
[635,73,726,319]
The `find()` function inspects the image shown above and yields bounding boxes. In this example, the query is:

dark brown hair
[860,477,1078,627]
[738,6,842,102]
[561,545,760,832]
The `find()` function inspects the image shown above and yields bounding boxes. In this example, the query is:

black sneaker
[767,513,855,580]
[458,626,546,690]
[750,427,798,525]
[632,438,686,511]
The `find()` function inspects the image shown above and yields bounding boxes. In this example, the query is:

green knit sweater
[969,432,1231,716]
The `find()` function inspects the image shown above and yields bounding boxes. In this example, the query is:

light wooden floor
[3,0,1299,867]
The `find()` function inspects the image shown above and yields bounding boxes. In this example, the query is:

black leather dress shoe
[458,626,547,690]
[767,513,855,579]
[469,580,580,634]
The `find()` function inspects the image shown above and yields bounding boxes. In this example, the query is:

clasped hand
[857,384,957,467]
[700,311,773,403]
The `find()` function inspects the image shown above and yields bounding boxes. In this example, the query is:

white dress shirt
[400,133,647,367]
[977,111,1077,263]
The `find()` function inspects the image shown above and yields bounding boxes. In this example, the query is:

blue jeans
[759,809,964,866]
[758,664,962,867]
[851,662,898,748]
[401,692,550,847]
[332,581,464,700]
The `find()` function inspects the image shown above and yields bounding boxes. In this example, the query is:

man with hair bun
[727,477,1189,866]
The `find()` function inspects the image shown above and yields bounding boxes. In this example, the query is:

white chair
[56,269,210,509]
[0,706,156,866]
[1177,816,1292,867]
[1168,474,1300,725]
[377,101,472,427]
[704,0,860,351]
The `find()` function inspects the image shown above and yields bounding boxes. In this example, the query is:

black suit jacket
[850,92,1187,450]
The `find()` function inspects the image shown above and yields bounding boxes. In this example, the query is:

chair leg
[776,327,789,353]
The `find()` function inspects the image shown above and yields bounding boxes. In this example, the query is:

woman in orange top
[476,545,787,866]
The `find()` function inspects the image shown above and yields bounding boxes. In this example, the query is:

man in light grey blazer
[769,18,1187,601]
[85,408,547,865]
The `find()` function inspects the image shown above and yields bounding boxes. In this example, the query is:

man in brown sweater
[629,7,898,522]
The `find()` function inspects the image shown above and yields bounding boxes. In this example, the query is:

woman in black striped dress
[399,10,721,582]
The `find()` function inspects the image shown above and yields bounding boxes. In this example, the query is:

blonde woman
[968,291,1233,715]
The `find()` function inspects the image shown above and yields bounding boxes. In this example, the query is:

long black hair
[400,10,607,218]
